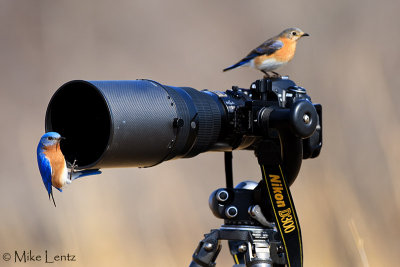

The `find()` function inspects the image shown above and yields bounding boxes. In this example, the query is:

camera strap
[260,164,303,267]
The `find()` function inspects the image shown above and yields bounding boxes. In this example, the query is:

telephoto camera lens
[46,80,224,169]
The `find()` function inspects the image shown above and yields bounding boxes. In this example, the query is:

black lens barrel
[45,80,222,169]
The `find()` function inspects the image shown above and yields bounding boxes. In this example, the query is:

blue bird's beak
[55,137,65,152]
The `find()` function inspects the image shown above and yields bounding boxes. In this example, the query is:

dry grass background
[1,0,400,266]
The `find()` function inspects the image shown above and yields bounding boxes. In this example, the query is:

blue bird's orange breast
[43,143,67,189]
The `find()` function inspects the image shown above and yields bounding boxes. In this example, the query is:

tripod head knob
[216,189,229,202]
[225,206,238,219]
[260,99,318,138]
[289,99,318,138]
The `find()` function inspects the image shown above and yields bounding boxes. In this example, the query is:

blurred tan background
[1,0,400,266]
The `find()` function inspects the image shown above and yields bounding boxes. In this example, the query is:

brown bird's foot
[261,70,271,79]
[270,71,282,78]
[261,70,282,79]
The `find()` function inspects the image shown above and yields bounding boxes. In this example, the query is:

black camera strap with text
[260,163,303,267]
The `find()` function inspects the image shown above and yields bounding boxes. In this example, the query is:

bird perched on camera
[223,27,309,77]
[37,132,101,206]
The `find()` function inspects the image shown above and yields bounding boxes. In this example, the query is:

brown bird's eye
[292,31,297,36]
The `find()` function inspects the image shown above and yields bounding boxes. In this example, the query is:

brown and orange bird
[223,28,309,77]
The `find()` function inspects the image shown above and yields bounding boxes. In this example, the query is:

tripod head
[217,77,321,186]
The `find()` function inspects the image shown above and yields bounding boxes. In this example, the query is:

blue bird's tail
[70,169,102,181]
[49,191,56,207]
[223,59,250,72]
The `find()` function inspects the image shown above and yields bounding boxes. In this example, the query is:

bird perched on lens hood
[223,27,309,77]
[37,132,101,206]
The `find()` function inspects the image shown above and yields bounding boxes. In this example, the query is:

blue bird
[37,132,101,206]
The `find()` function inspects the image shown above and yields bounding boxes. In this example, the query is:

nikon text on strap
[260,163,303,267]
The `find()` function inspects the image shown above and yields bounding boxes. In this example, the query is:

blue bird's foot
[69,159,77,180]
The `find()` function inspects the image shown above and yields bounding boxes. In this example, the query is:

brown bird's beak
[301,33,310,37]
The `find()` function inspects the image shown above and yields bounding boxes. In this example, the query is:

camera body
[205,77,322,158]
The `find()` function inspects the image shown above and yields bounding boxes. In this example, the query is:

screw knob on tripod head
[289,99,318,138]
[259,99,318,138]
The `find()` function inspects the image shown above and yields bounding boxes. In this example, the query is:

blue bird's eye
[48,137,53,140]
[292,31,297,36]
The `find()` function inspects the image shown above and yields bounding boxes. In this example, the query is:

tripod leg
[228,240,246,266]
[190,230,222,267]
